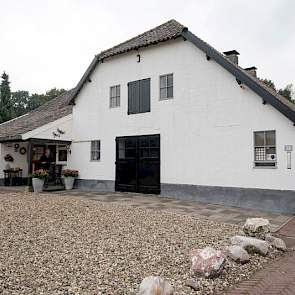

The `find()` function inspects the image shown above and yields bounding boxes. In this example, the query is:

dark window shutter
[139,78,150,113]
[128,81,140,114]
[128,78,150,114]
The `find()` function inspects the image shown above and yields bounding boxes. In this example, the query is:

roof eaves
[181,29,295,124]
[0,135,23,143]
[67,56,99,105]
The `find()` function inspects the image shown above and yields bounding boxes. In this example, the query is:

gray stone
[138,276,173,295]
[186,279,199,291]
[190,247,226,278]
[242,218,270,239]
[265,234,287,251]
[231,235,269,256]
[226,245,250,264]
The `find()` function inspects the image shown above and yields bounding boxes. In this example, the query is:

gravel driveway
[0,192,283,294]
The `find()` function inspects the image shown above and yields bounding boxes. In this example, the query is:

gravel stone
[138,276,173,295]
[243,218,270,239]
[231,235,269,256]
[265,234,287,251]
[225,245,250,264]
[0,192,285,294]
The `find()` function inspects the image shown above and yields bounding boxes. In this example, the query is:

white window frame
[254,130,277,168]
[57,145,68,164]
[90,140,101,161]
[110,85,120,108]
[159,73,173,100]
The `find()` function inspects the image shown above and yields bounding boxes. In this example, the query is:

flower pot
[32,178,44,193]
[63,176,75,190]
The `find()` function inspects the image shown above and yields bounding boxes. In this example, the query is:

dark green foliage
[278,84,294,103]
[0,72,13,123]
[11,90,30,117]
[260,78,294,103]
[259,78,276,91]
[28,88,66,111]
[0,71,67,123]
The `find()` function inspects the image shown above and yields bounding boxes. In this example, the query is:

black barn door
[115,134,160,194]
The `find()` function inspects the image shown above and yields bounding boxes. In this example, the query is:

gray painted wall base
[0,178,28,187]
[74,179,115,192]
[161,183,295,215]
[71,179,295,214]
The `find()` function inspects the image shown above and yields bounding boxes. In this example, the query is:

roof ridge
[68,19,295,123]
[98,19,185,59]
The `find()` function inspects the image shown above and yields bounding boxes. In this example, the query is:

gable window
[254,131,276,167]
[128,78,150,114]
[90,140,101,161]
[110,85,120,108]
[160,73,173,100]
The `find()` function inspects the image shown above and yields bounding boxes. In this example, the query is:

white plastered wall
[69,38,295,191]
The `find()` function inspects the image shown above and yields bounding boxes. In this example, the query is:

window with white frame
[110,85,120,108]
[58,145,68,162]
[90,140,101,161]
[254,130,276,167]
[160,73,173,100]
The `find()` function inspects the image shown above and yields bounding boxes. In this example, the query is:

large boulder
[138,276,173,295]
[231,235,269,256]
[265,234,287,251]
[190,247,226,278]
[242,218,270,239]
[225,245,250,264]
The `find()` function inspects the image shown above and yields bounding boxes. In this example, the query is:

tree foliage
[259,78,276,91]
[0,72,13,123]
[278,84,294,103]
[0,71,67,123]
[11,90,30,117]
[260,78,294,103]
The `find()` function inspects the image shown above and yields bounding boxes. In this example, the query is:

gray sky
[1,0,294,93]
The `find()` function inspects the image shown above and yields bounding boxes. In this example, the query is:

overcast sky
[1,0,294,94]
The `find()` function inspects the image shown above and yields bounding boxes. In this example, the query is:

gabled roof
[67,20,295,124]
[99,19,185,60]
[0,90,74,142]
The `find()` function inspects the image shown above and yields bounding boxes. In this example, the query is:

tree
[259,78,276,91]
[260,78,294,103]
[27,88,66,111]
[278,84,294,103]
[11,90,30,116]
[27,92,47,111]
[45,88,66,100]
[0,72,13,123]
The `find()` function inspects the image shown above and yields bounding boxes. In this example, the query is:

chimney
[244,66,257,77]
[223,50,240,65]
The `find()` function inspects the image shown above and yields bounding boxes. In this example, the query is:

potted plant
[62,169,79,190]
[31,169,48,193]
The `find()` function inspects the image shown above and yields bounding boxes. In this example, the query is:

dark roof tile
[98,19,185,60]
[0,90,74,141]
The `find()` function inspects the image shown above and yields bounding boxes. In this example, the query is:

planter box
[32,178,44,193]
[63,177,75,190]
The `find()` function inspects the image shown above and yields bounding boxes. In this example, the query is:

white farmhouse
[67,20,295,213]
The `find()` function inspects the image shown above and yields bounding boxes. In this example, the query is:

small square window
[254,131,276,168]
[91,140,101,161]
[160,74,173,100]
[110,85,120,108]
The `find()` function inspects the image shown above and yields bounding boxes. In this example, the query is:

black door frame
[115,134,161,194]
